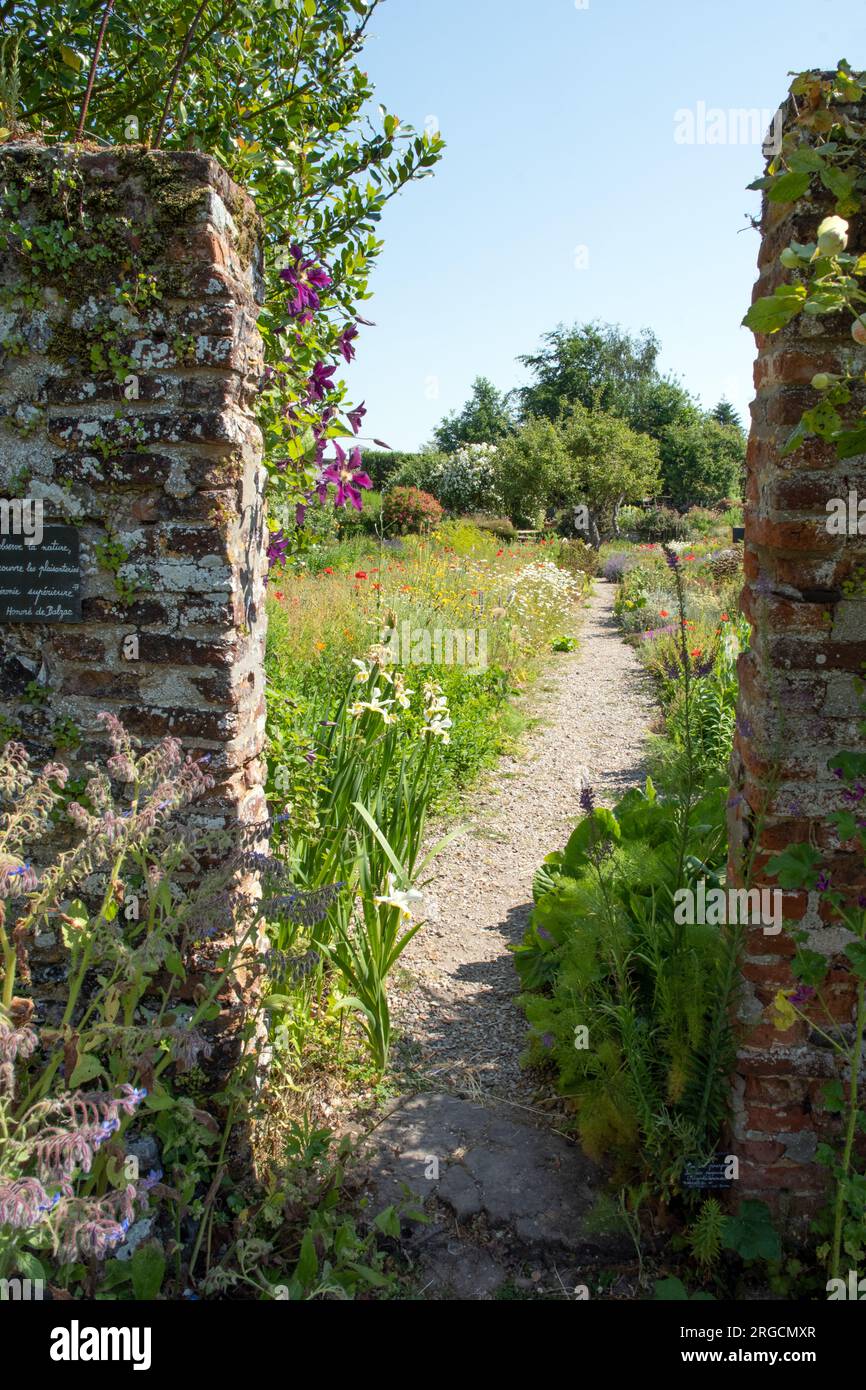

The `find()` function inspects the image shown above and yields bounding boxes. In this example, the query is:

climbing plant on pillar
[6,0,444,549]
[741,61,866,1271]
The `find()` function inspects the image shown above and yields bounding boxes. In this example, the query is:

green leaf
[59,44,83,71]
[131,1242,166,1300]
[830,751,866,781]
[294,1229,319,1288]
[13,1251,46,1282]
[742,283,806,334]
[563,808,620,868]
[722,1201,781,1262]
[69,1053,105,1086]
[653,1275,689,1300]
[767,171,811,203]
[766,843,823,889]
[787,148,825,174]
[373,1205,401,1238]
[792,948,829,989]
[830,810,858,841]
[845,941,866,980]
[836,426,866,460]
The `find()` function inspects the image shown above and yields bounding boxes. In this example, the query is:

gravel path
[390,581,656,1101]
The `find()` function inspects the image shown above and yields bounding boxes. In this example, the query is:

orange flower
[691,648,702,658]
[315,642,326,652]
[721,612,729,621]
[659,609,669,618]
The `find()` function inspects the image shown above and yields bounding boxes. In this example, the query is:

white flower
[373,873,424,922]
[816,215,848,256]
[352,658,371,684]
[349,690,397,724]
[422,713,453,743]
[393,674,413,708]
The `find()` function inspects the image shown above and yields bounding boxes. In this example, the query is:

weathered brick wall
[729,98,866,1220]
[0,144,268,1057]
[0,142,266,828]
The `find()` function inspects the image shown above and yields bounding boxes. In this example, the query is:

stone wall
[0,144,268,1055]
[0,142,266,830]
[729,99,866,1220]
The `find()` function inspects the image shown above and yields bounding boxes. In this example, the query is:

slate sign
[0,526,81,622]
[682,1157,735,1191]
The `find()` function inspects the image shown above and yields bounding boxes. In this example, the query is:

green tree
[492,417,565,526]
[7,0,445,528]
[711,398,743,430]
[494,408,660,542]
[517,321,661,424]
[559,405,661,546]
[659,416,745,509]
[432,376,513,453]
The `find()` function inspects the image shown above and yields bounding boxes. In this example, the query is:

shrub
[469,514,517,541]
[434,519,495,556]
[632,505,689,543]
[559,539,599,578]
[382,486,443,535]
[603,552,630,583]
[425,443,502,514]
[338,490,383,538]
[388,452,447,494]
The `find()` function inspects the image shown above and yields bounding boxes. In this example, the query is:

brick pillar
[729,97,866,1221]
[0,145,267,1057]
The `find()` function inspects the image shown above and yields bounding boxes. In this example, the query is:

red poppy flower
[355,571,368,580]
[660,610,669,618]
[721,612,729,621]
[323,567,334,575]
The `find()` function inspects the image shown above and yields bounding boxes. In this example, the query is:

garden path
[360,582,657,1297]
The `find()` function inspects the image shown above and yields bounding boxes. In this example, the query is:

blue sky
[342,0,865,452]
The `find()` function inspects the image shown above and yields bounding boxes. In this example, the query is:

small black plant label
[0,526,81,622]
[682,1157,735,1191]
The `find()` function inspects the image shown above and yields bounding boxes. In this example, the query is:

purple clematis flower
[347,401,367,435]
[267,528,290,570]
[279,244,332,322]
[337,324,359,363]
[320,443,372,511]
[307,361,336,402]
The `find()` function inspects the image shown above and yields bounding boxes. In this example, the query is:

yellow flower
[770,990,797,1032]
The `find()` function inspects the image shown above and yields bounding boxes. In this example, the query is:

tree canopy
[431,375,513,453]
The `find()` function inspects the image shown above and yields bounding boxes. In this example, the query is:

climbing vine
[744,61,866,459]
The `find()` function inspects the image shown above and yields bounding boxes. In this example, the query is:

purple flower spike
[579,785,596,815]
